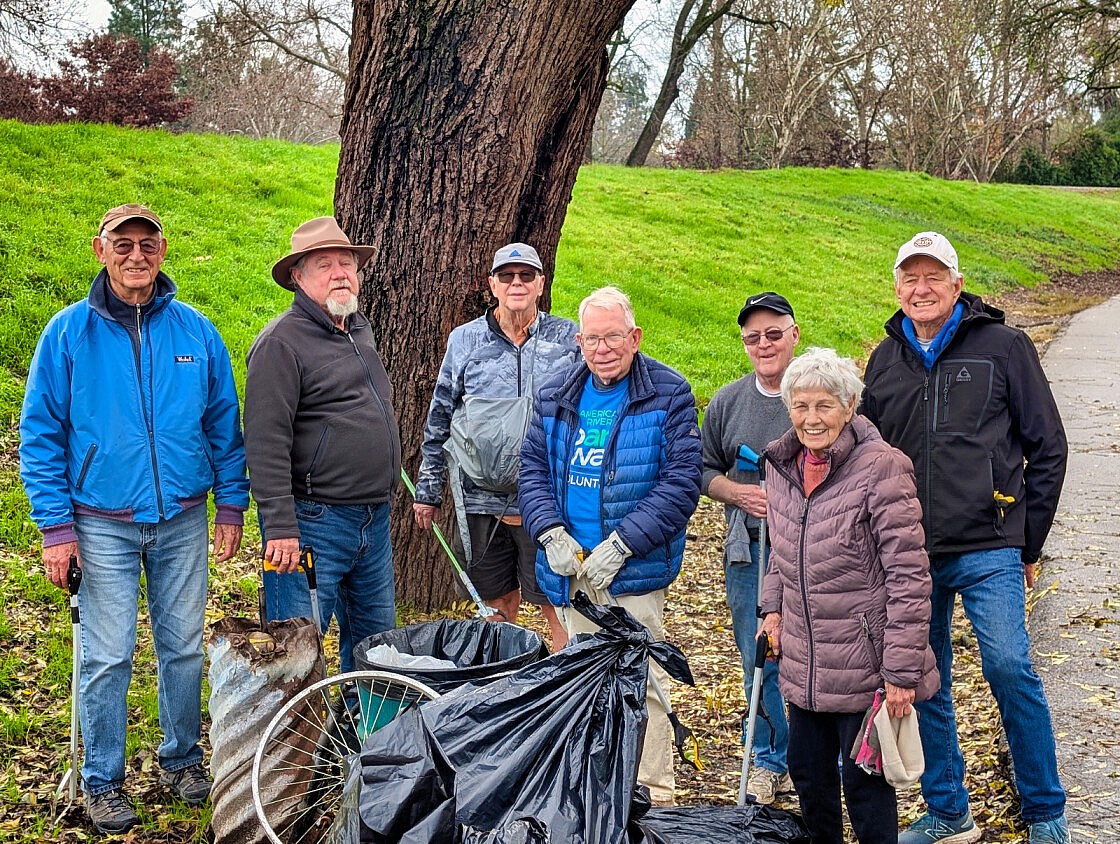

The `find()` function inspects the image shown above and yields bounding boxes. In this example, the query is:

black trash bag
[354,619,548,694]
[353,592,690,843]
[632,804,810,844]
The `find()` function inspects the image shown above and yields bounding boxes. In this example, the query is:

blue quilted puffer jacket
[519,353,702,605]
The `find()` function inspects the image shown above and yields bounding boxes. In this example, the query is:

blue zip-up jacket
[19,270,250,536]
[519,353,703,605]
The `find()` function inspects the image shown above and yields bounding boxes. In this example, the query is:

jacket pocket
[305,426,332,496]
[75,444,98,491]
[860,614,882,674]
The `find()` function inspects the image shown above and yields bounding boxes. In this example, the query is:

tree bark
[336,0,634,610]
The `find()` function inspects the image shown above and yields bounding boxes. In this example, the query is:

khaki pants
[558,576,675,805]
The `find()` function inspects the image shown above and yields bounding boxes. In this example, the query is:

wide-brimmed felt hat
[272,217,375,290]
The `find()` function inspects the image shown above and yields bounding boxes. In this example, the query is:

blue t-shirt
[566,376,629,550]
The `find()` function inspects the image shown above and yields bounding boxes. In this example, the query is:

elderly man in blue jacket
[519,285,702,806]
[19,204,249,834]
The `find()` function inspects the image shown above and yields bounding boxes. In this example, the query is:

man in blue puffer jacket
[19,204,249,834]
[519,285,702,806]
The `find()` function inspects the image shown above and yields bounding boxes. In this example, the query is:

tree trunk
[336,0,634,610]
[626,50,686,166]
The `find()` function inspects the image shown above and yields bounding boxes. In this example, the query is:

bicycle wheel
[252,669,440,844]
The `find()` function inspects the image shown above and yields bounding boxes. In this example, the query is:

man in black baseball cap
[701,289,800,804]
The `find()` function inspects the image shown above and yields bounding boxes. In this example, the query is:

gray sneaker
[160,763,212,805]
[87,789,138,834]
[1030,817,1070,844]
[899,810,982,844]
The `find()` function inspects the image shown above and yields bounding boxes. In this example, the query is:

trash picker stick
[738,453,770,805]
[54,555,82,813]
[738,633,771,805]
[399,468,499,620]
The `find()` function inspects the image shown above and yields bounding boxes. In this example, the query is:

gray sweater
[244,290,401,540]
[700,373,791,561]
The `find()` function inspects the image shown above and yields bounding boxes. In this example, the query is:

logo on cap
[748,295,769,306]
[510,249,522,257]
[913,236,934,248]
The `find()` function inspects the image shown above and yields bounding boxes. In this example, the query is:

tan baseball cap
[99,204,162,235]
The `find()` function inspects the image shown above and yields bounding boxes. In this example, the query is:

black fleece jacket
[860,291,1066,564]
[244,290,401,540]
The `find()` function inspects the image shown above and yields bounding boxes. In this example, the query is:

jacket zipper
[345,331,400,480]
[796,495,815,708]
[860,614,881,673]
[75,444,98,491]
[135,303,165,518]
[768,456,821,710]
[305,428,330,495]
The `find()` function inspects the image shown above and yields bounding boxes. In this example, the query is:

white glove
[583,531,632,590]
[539,526,582,577]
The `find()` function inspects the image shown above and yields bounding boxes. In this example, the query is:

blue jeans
[725,539,789,775]
[918,547,1065,823]
[74,506,208,795]
[263,500,396,672]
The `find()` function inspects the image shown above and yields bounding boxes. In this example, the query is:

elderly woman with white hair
[758,348,939,844]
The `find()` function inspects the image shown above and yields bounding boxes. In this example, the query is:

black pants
[787,703,898,844]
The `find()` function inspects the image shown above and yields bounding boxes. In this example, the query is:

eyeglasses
[103,236,162,256]
[742,324,795,346]
[578,330,632,351]
[494,270,539,285]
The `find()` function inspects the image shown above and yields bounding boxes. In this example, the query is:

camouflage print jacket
[415,307,579,515]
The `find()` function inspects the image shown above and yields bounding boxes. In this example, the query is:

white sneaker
[746,768,794,805]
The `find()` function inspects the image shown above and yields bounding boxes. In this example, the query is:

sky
[85,0,111,29]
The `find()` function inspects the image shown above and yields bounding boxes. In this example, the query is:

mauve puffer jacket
[761,414,939,714]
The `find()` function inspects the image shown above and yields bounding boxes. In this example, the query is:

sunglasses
[742,324,795,347]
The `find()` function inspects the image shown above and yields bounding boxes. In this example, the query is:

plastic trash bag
[633,805,810,844]
[362,643,459,672]
[354,619,548,695]
[348,593,692,843]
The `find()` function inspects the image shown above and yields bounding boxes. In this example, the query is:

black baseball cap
[737,291,795,326]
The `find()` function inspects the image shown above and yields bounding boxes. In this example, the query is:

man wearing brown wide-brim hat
[244,216,401,671]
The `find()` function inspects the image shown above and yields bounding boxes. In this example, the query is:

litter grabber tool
[53,555,82,814]
[592,567,703,772]
[298,546,322,632]
[733,447,776,805]
[399,468,501,620]
[738,632,776,804]
[260,546,323,632]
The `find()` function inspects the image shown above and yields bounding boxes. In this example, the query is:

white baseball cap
[895,232,958,274]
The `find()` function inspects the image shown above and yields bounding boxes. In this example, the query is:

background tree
[0,0,77,62]
[107,0,185,60]
[40,33,193,126]
[335,0,635,609]
[589,23,652,163]
[626,0,779,166]
[181,13,344,142]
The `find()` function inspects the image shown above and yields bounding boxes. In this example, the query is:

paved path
[1034,294,1120,838]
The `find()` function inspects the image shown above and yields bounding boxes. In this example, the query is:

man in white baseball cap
[862,231,1070,844]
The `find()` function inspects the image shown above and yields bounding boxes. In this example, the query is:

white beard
[326,293,358,319]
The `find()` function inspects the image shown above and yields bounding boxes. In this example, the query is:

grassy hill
[2,119,1119,839]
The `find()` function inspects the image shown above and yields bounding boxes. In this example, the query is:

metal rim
[251,669,440,844]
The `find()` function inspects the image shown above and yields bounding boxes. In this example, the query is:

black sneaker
[87,789,139,834]
[160,763,212,805]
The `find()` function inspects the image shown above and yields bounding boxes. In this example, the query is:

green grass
[556,165,1120,402]
[3,120,1120,840]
